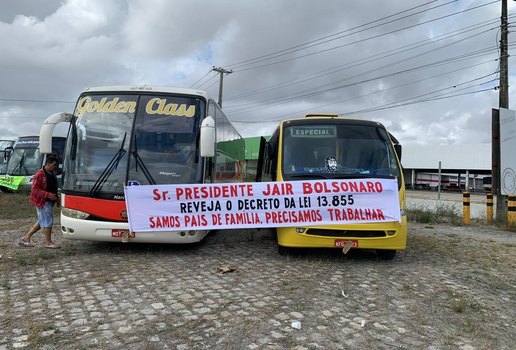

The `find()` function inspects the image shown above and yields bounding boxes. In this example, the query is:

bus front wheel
[376,249,396,260]
[278,245,290,256]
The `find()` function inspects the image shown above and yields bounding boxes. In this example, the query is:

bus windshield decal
[15,139,39,147]
[76,96,137,117]
[145,98,196,117]
[290,126,336,137]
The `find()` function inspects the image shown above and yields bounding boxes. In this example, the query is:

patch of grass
[407,203,462,225]
[27,321,57,347]
[2,280,11,290]
[400,283,414,294]
[406,207,436,224]
[62,243,77,256]
[36,250,55,261]
[436,204,462,225]
[451,297,468,313]
[17,254,32,266]
[448,294,483,314]
[0,190,34,220]
[16,249,58,266]
[0,190,60,221]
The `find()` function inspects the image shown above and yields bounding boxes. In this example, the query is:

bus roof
[82,85,209,99]
[280,116,385,128]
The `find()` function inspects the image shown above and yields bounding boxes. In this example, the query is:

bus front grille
[305,229,387,238]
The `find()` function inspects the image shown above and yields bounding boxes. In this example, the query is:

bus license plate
[334,240,358,248]
[112,229,135,238]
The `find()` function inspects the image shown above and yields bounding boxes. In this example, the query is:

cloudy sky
[0,0,515,146]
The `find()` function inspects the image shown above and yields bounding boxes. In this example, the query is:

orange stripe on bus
[64,195,127,221]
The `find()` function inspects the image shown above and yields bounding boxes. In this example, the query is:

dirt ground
[0,192,515,349]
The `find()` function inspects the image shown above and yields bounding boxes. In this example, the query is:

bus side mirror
[4,147,13,161]
[200,116,215,157]
[40,112,73,154]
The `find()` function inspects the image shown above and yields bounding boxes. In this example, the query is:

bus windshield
[63,93,204,194]
[6,146,42,176]
[282,123,401,180]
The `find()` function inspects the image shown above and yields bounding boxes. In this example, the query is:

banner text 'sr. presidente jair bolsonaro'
[124,178,401,232]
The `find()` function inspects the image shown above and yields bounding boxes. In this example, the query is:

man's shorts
[37,202,54,228]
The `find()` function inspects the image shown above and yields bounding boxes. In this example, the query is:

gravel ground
[0,194,515,349]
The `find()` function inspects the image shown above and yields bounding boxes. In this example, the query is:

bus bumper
[276,215,407,250]
[60,214,209,243]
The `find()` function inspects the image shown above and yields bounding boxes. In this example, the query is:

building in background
[401,143,491,192]
[244,139,492,192]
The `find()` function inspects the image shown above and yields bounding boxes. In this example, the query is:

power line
[189,69,215,88]
[225,0,444,68]
[231,86,497,124]
[261,60,499,121]
[230,0,499,72]
[0,98,75,103]
[226,44,499,114]
[341,87,496,116]
[353,74,497,112]
[195,73,219,89]
[225,18,502,101]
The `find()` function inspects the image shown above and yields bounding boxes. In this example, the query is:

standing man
[19,155,60,249]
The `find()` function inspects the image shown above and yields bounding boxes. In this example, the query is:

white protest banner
[124,179,401,232]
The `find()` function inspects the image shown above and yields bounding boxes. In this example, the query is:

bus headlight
[62,208,90,220]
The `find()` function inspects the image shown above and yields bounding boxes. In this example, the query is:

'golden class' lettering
[145,98,195,117]
[76,97,136,117]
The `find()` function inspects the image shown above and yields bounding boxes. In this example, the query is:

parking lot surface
[1,215,514,349]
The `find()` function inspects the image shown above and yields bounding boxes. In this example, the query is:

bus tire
[377,249,396,260]
[277,245,290,256]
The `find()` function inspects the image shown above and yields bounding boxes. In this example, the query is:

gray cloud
[0,0,513,146]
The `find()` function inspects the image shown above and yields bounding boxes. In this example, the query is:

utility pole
[494,0,509,218]
[212,66,233,107]
[500,0,509,109]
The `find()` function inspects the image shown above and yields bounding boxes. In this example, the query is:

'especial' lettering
[146,98,195,117]
[76,96,136,117]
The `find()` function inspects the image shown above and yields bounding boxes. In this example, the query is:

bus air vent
[305,229,387,238]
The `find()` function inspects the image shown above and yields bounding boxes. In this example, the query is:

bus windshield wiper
[11,153,28,175]
[329,173,395,180]
[70,115,78,161]
[131,139,155,185]
[90,133,127,195]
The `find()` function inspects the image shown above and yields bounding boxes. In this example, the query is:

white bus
[40,86,245,243]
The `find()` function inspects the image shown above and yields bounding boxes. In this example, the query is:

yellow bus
[261,114,407,259]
